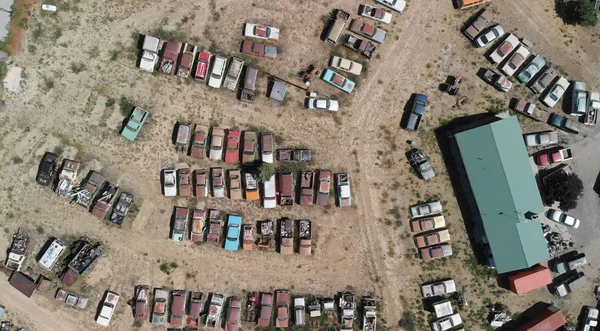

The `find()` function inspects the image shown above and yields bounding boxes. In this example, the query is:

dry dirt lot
[1,0,600,330]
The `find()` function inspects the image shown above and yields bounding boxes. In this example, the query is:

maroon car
[190,125,209,158]
[316,170,331,206]
[275,290,290,328]
[226,296,242,331]
[241,40,278,59]
[160,41,181,74]
[420,244,453,261]
[258,293,273,327]
[299,170,315,206]
[189,291,204,324]
[170,290,186,327]
[134,285,150,321]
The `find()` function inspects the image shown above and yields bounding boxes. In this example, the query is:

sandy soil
[1,0,600,330]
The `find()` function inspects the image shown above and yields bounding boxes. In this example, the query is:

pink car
[225,130,241,164]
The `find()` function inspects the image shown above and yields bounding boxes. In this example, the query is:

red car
[225,130,241,164]
[316,170,331,206]
[190,125,209,158]
[258,293,273,327]
[275,290,290,328]
[195,51,212,80]
[226,296,242,331]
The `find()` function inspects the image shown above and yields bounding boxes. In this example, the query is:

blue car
[322,69,355,94]
[224,215,242,251]
[406,94,428,131]
[517,55,546,84]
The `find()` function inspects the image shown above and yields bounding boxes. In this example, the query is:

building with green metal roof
[454,116,548,274]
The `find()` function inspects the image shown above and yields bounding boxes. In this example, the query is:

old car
[228,169,243,200]
[151,288,169,325]
[263,175,277,209]
[535,148,573,166]
[307,98,339,112]
[530,67,558,95]
[329,56,363,75]
[420,244,453,261]
[571,81,588,116]
[162,168,177,197]
[189,292,204,323]
[581,306,599,331]
[37,152,58,186]
[139,35,159,72]
[208,55,227,88]
[159,41,180,74]
[275,290,290,328]
[96,291,120,326]
[431,313,462,331]
[190,124,209,158]
[475,24,504,48]
[523,131,558,147]
[549,113,580,134]
[360,4,392,24]
[110,192,134,225]
[554,253,587,274]
[170,290,186,327]
[344,34,377,59]
[410,201,443,218]
[410,215,446,233]
[586,92,600,125]
[278,173,294,206]
[414,229,451,248]
[261,132,274,163]
[322,69,355,94]
[242,131,258,165]
[548,209,580,229]
[349,19,387,44]
[299,170,315,206]
[171,207,189,242]
[91,182,118,219]
[298,220,312,256]
[336,173,352,207]
[121,107,149,141]
[226,296,242,331]
[279,218,294,254]
[212,167,225,198]
[190,209,206,243]
[406,93,428,131]
[175,122,191,152]
[376,0,406,12]
[542,77,570,108]
[244,23,280,41]
[194,169,209,198]
[489,34,519,64]
[177,43,197,78]
[258,292,274,327]
[517,55,546,84]
[317,170,331,206]
[501,44,530,77]
[134,285,150,321]
[177,168,192,197]
[244,173,260,201]
[209,128,225,160]
[225,129,241,164]
[421,279,457,297]
[463,9,494,40]
[194,51,212,80]
[241,40,278,59]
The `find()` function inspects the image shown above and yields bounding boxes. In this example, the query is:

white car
[475,25,504,48]
[375,0,406,12]
[41,4,57,12]
[162,168,177,197]
[307,98,339,112]
[523,131,558,147]
[262,175,277,209]
[96,291,120,326]
[582,307,599,331]
[244,23,280,41]
[329,56,363,75]
[489,34,519,64]
[431,313,462,331]
[501,44,530,77]
[542,77,570,108]
[410,201,443,218]
[548,209,580,229]
[360,4,393,24]
[208,55,227,88]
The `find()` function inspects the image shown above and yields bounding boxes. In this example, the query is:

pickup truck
[223,57,244,91]
[535,148,573,166]
[298,220,312,255]
[139,35,160,72]
[241,66,259,103]
[96,291,120,326]
[177,43,197,78]
[549,113,580,134]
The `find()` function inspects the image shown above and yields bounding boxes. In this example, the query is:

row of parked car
[465,9,599,121]
[419,279,464,331]
[161,168,353,208]
[409,201,453,261]
[129,288,376,331]
[36,153,134,225]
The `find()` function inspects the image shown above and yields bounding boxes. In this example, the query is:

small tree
[257,163,275,183]
[557,0,598,26]
[544,172,584,211]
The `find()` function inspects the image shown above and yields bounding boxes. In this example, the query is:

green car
[121,107,149,141]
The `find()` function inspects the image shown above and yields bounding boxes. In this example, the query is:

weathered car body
[406,93,428,131]
[410,201,443,218]
[244,23,280,41]
[349,19,387,44]
[261,132,274,163]
[278,173,294,206]
[139,35,160,72]
[299,170,315,205]
[410,216,446,233]
[420,244,453,261]
[190,209,206,243]
[55,159,80,197]
[489,34,519,64]
[336,173,352,207]
[190,124,209,158]
[241,40,278,59]
[518,55,546,84]
[170,290,186,327]
[242,131,258,165]
[322,68,355,94]
[189,291,204,324]
[195,51,212,81]
[329,56,363,75]
[279,218,294,255]
[344,34,376,59]
[177,43,197,78]
[159,41,181,75]
[463,9,494,40]
[206,293,225,327]
[258,293,273,327]
[209,128,225,160]
[195,169,209,198]
[244,173,260,201]
[207,209,222,244]
[121,107,149,141]
[298,220,312,256]
[171,207,189,242]
[226,296,242,331]
[317,170,331,206]
[110,192,133,225]
[263,175,277,209]
[91,183,118,219]
[96,291,120,326]
[212,167,225,198]
[228,169,243,200]
[162,168,177,197]
[225,129,241,164]
[421,279,457,298]
[414,229,451,248]
[275,290,291,328]
[360,4,392,24]
[37,152,58,186]
[151,288,169,325]
[242,224,254,250]
[501,44,530,77]
[530,66,558,95]
[177,168,192,197]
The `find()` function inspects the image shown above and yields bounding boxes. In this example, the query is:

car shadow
[399,93,415,130]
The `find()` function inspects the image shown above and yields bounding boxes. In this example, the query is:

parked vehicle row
[408,201,454,261]
[132,287,376,330]
[173,124,275,164]
[36,153,135,225]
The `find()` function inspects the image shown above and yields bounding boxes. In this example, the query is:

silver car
[410,201,443,218]
[523,131,558,147]
[475,25,504,48]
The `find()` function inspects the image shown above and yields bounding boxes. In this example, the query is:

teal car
[517,55,546,84]
[322,69,355,94]
[224,215,242,251]
[121,107,149,141]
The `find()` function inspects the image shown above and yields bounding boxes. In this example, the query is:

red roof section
[516,306,566,331]
[508,265,552,294]
[9,271,36,298]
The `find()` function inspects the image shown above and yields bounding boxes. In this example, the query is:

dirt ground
[1,0,600,330]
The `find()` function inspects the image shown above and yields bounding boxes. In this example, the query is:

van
[208,56,228,88]
[38,238,66,271]
[324,10,350,46]
[262,175,276,209]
